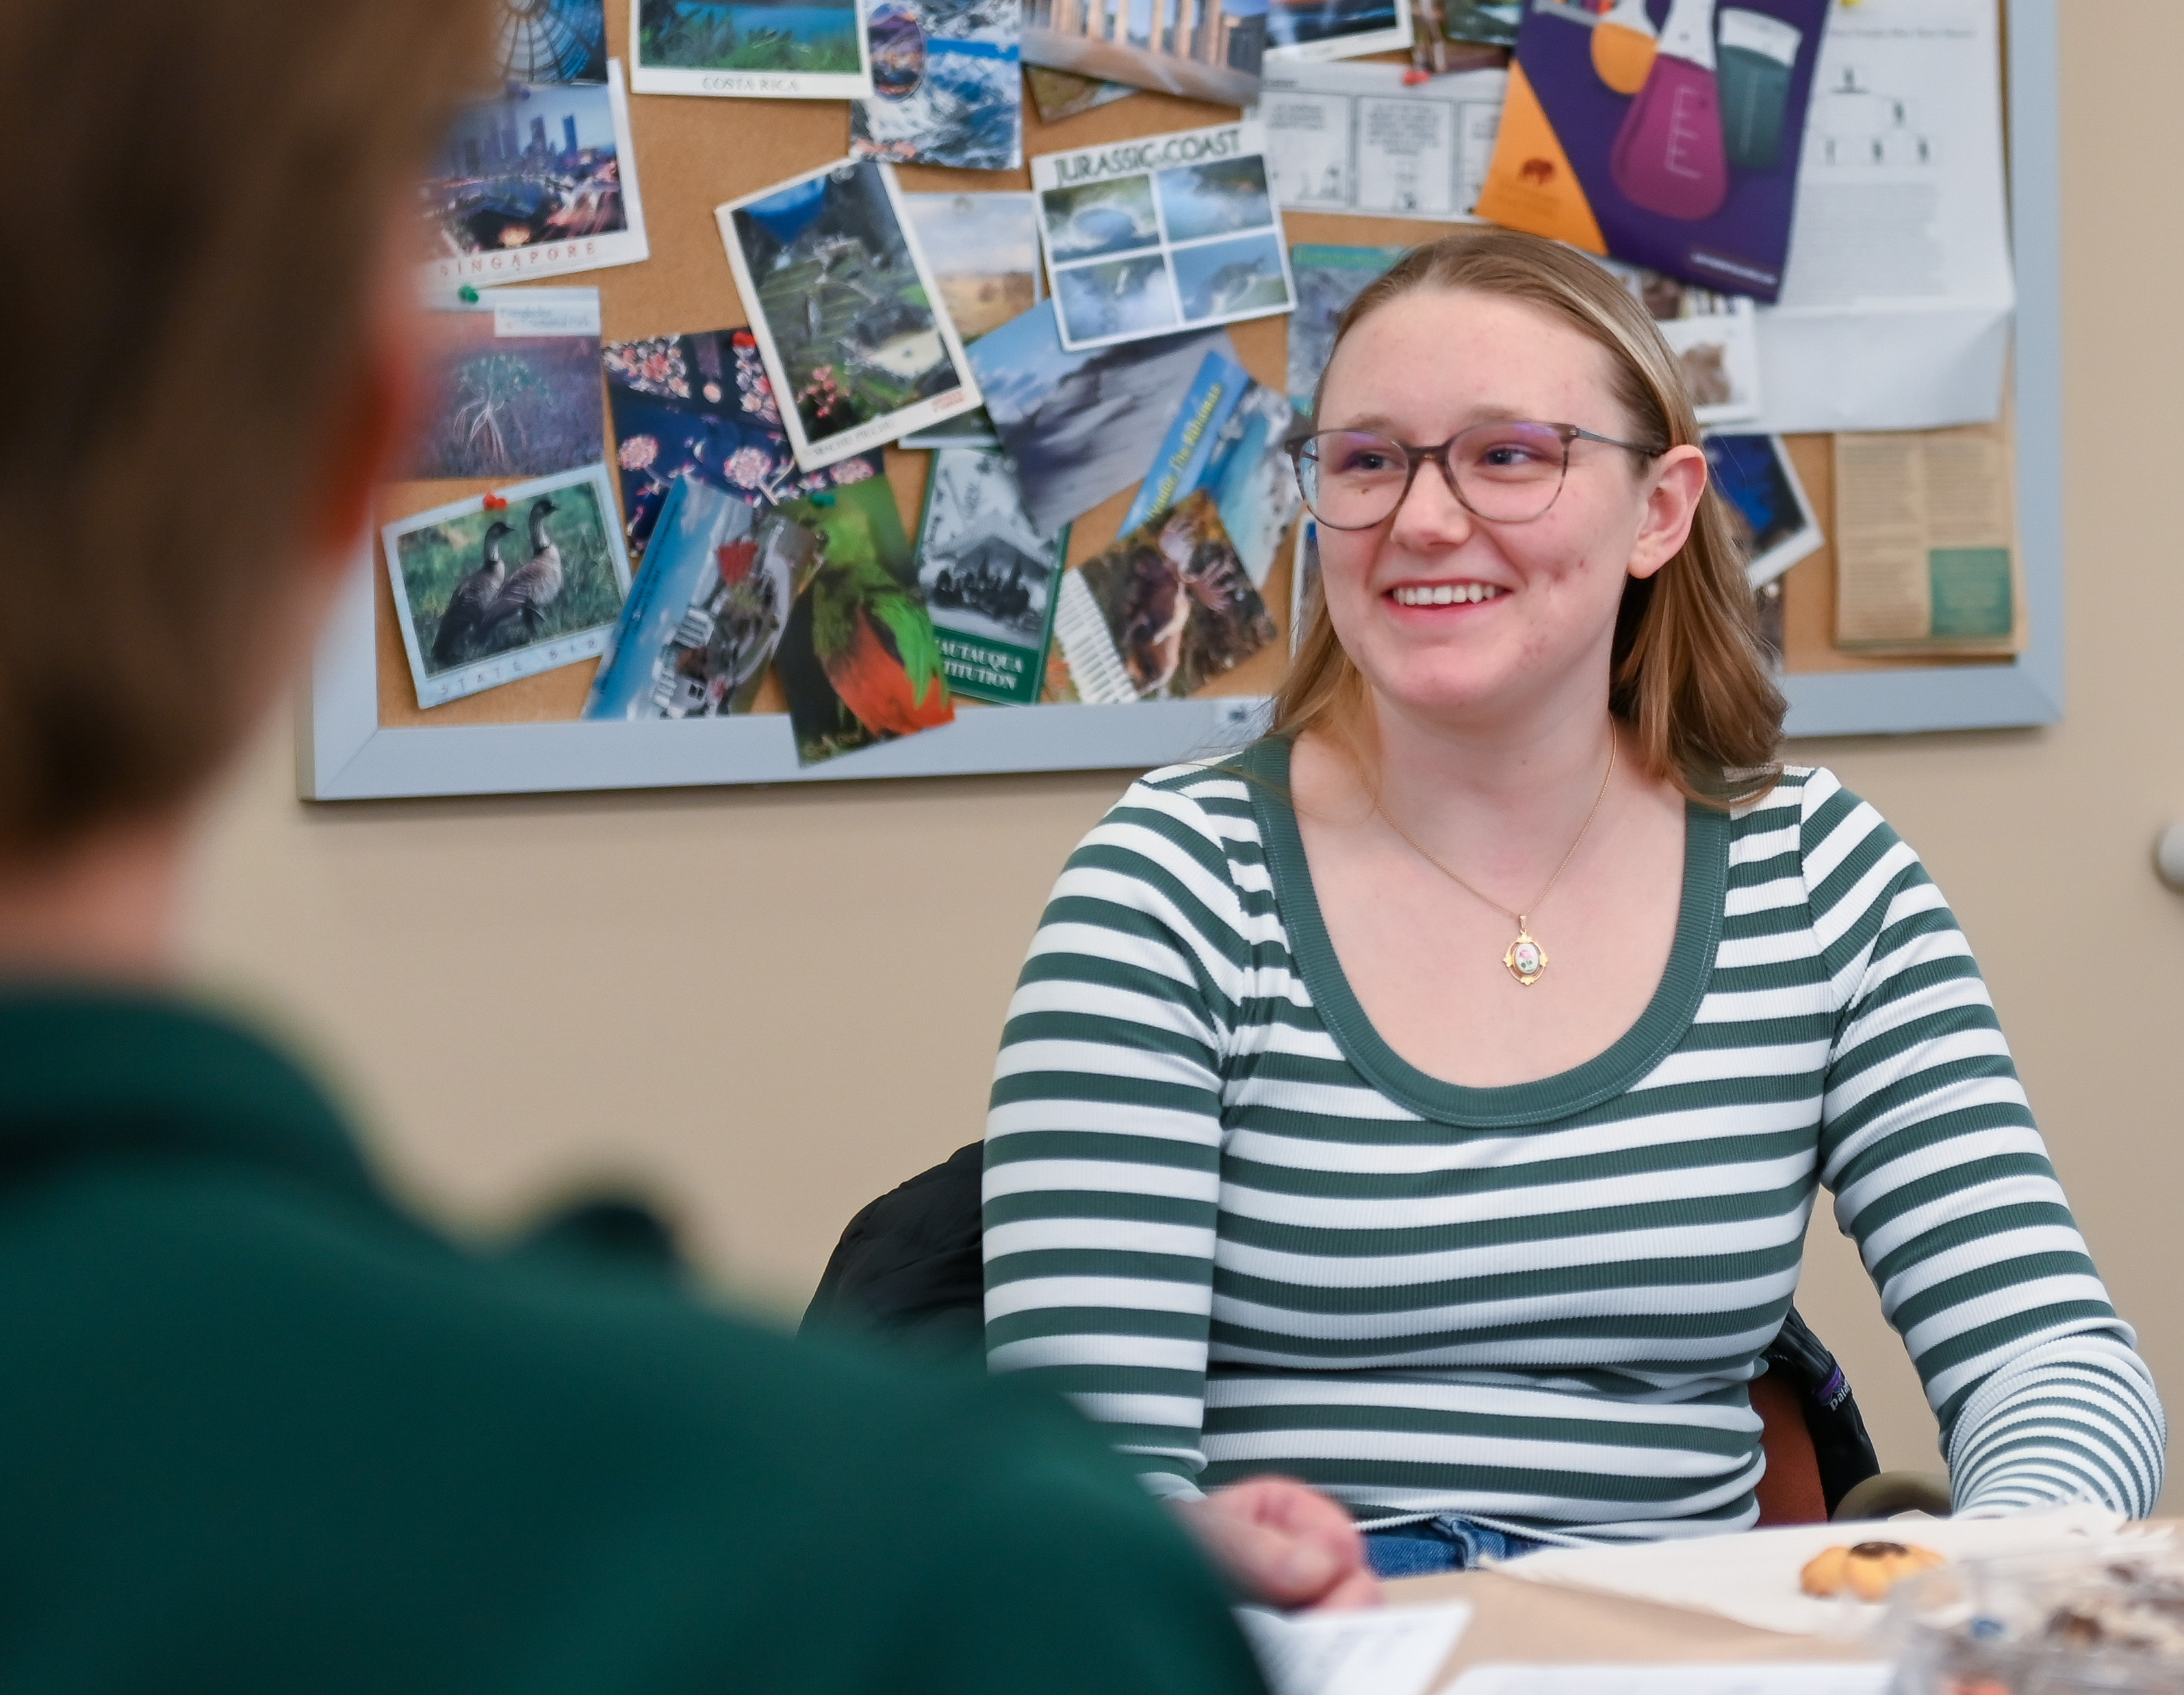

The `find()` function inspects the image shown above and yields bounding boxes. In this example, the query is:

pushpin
[810,492,837,507]
[458,285,480,304]
[483,492,509,511]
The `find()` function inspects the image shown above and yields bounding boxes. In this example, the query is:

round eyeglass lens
[1296,422,1574,528]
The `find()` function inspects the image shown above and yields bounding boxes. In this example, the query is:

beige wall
[182,8,2181,1499]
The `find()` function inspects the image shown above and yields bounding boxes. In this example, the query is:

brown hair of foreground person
[0,0,487,859]
[1274,229,1786,805]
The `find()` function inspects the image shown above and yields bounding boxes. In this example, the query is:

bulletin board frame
[299,0,2061,804]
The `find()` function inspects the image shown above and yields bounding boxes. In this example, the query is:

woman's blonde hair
[1272,229,1784,806]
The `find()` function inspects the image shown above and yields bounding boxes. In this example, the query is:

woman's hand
[1172,1476,1381,1611]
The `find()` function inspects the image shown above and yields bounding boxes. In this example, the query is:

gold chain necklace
[1374,734,1618,988]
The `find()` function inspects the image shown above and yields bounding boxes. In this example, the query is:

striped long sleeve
[1801,769,2163,1514]
[983,749,2163,1532]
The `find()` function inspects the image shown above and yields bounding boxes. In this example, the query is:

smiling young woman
[982,229,2161,1591]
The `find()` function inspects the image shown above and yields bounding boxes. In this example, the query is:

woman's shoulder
[1732,763,1927,896]
[1065,752,1273,901]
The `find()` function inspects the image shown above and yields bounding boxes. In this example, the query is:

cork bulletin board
[300,0,2064,802]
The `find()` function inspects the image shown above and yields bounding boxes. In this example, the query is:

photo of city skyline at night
[424,78,632,259]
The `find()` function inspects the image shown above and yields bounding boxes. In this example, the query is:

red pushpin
[483,493,509,511]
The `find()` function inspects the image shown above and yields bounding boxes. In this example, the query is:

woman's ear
[1626,444,1709,583]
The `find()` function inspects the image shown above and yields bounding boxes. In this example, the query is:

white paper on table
[1450,1664,1894,1695]
[1246,64,1506,222]
[1236,1601,1473,1695]
[1498,1505,2163,1640]
[1749,0,2014,435]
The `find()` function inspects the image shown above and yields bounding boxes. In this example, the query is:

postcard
[629,0,873,98]
[850,0,1023,170]
[602,327,879,563]
[915,450,1069,706]
[1263,0,1411,68]
[1025,64,1136,123]
[1053,489,1277,702]
[1120,350,1300,587]
[965,298,1233,534]
[496,0,608,84]
[1031,121,1295,351]
[1250,62,1505,220]
[1597,259,1762,429]
[584,475,820,719]
[1476,0,1832,302]
[895,192,1041,449]
[404,288,604,481]
[422,63,649,290]
[716,159,982,471]
[1443,0,1519,47]
[1290,517,1320,650]
[1703,433,1821,589]
[1023,0,1265,107]
[382,463,633,709]
[1287,242,1404,409]
[771,479,956,763]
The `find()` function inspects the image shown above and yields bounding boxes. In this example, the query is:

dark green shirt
[0,989,1266,1694]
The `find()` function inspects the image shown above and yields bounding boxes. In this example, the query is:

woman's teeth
[1393,583,1503,607]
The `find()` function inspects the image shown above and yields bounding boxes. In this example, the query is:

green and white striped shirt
[982,744,2163,1537]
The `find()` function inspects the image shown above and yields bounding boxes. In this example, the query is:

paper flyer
[1751,0,2014,433]
[1476,0,1832,301]
[422,61,650,289]
[850,0,1024,170]
[582,476,820,719]
[1250,62,1505,221]
[1053,489,1276,702]
[915,450,1069,706]
[381,463,633,709]
[1032,120,1296,352]
[630,0,875,99]
[1832,422,2019,652]
[716,158,982,470]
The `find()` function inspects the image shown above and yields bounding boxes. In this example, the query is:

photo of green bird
[773,480,954,764]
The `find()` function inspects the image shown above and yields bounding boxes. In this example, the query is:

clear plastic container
[1885,1546,2184,1694]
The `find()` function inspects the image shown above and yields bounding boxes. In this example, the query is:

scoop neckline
[1242,736,1727,1127]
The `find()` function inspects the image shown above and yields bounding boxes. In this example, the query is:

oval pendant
[1504,928,1547,986]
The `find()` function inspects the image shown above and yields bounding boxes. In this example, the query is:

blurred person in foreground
[0,1,1316,1685]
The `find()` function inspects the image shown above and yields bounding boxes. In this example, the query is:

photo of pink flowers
[602,327,882,563]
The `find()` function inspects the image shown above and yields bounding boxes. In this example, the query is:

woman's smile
[1387,581,1508,609]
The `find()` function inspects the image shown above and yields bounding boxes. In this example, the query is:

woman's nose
[1385,453,1477,550]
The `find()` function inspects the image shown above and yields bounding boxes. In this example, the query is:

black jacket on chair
[804,1142,1882,1515]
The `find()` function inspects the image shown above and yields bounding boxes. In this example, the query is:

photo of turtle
[1172,231,1289,322]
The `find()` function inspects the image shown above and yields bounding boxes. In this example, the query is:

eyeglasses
[1287,421,1666,531]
